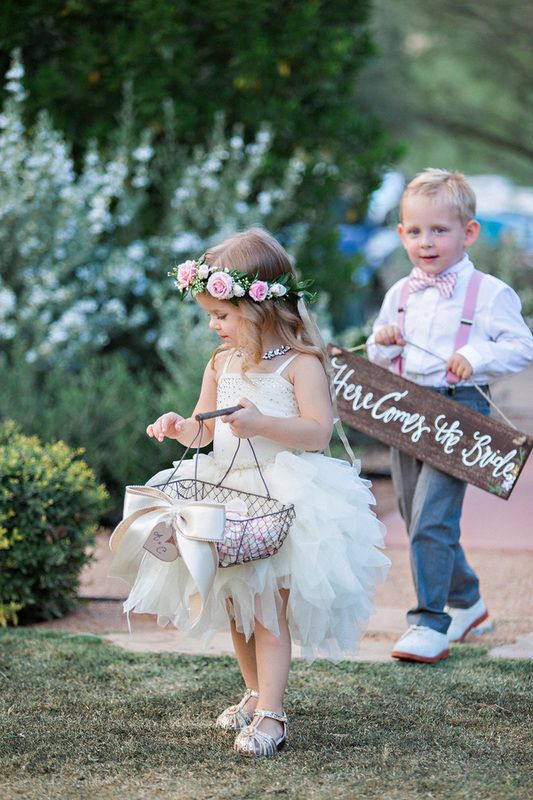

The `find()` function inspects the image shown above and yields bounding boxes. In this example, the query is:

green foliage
[0,1,388,177]
[0,55,309,368]
[0,1,398,309]
[0,421,108,625]
[0,339,215,520]
[358,0,533,181]
[469,235,533,326]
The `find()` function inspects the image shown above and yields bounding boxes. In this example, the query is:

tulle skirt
[116,450,390,661]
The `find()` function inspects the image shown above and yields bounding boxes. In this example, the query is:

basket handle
[158,405,272,500]
[197,406,271,499]
[195,405,243,421]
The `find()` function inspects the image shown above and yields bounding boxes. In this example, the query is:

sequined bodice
[213,366,300,466]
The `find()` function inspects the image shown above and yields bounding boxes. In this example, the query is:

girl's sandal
[233,708,288,757]
[215,688,259,732]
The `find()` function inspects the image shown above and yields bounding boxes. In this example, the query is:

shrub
[0,328,217,520]
[0,54,308,371]
[0,421,108,625]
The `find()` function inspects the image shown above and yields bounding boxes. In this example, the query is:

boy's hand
[146,412,185,442]
[447,353,473,381]
[221,398,263,438]
[374,325,406,347]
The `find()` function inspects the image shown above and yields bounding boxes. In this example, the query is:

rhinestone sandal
[215,688,259,732]
[233,708,288,757]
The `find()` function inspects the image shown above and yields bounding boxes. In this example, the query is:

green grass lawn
[1,629,531,800]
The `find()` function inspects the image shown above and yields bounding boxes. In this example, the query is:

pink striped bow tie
[408,267,457,298]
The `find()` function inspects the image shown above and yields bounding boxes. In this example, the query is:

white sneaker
[391,625,449,663]
[446,598,491,643]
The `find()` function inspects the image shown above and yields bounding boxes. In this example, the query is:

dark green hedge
[0,1,399,316]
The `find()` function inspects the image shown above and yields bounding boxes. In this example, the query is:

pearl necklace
[261,344,292,360]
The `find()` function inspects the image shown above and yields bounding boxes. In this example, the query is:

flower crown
[170,256,316,304]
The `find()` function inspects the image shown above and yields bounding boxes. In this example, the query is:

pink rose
[206,271,234,299]
[248,280,269,302]
[177,260,198,289]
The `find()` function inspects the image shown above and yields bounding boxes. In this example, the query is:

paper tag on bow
[143,521,179,562]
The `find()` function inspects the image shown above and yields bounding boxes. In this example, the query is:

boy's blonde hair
[204,228,329,375]
[400,168,476,225]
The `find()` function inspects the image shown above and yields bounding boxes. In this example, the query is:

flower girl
[110,228,389,756]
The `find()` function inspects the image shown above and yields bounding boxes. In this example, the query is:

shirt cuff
[457,344,485,373]
[367,340,403,362]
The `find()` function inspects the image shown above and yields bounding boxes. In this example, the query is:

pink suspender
[445,269,484,384]
[393,278,412,377]
[394,269,484,384]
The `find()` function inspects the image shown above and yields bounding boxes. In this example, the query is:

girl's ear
[464,219,480,247]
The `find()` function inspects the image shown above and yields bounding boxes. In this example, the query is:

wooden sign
[328,345,533,500]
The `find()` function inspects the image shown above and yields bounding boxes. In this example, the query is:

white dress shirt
[366,255,533,387]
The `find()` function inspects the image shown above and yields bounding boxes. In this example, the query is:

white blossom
[0,287,16,316]
[171,232,202,254]
[126,242,146,261]
[236,180,250,198]
[200,175,219,191]
[133,145,154,162]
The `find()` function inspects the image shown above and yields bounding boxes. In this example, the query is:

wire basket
[152,406,296,568]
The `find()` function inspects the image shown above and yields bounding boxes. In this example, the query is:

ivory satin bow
[109,485,226,625]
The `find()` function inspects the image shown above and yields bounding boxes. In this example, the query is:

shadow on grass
[0,629,531,800]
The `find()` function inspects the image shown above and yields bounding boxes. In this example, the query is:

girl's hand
[374,325,406,347]
[447,353,473,381]
[146,412,185,442]
[220,398,263,438]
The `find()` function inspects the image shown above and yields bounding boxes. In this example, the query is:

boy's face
[398,191,480,275]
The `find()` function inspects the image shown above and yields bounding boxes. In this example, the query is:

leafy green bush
[0,54,309,370]
[0,1,395,210]
[0,421,108,625]
[0,328,217,519]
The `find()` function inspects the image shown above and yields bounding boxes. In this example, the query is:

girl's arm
[146,357,219,447]
[222,354,333,451]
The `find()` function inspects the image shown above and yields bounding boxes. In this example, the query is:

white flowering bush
[0,52,308,369]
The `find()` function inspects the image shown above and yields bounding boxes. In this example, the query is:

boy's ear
[464,219,480,247]
[397,223,406,245]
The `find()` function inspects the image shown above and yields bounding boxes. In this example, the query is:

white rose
[270,283,287,297]
[198,264,209,279]
[233,284,245,297]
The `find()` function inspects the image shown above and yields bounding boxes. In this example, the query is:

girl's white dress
[113,352,390,661]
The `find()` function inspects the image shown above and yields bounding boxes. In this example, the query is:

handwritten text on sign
[328,346,532,499]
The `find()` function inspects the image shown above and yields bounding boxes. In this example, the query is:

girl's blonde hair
[203,228,329,375]
[400,168,476,225]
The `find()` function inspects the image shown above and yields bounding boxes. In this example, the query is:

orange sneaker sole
[391,648,450,663]
[452,610,490,643]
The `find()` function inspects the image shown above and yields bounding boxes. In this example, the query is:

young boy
[367,168,533,663]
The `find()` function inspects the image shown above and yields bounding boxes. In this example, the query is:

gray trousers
[390,385,490,634]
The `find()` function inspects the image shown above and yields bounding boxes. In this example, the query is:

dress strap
[273,353,298,375]
[221,349,237,375]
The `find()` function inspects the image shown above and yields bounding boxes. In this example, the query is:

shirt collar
[440,254,473,277]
